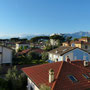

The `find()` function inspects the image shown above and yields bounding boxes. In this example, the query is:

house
[22,60,90,90]
[79,37,90,42]
[70,41,90,53]
[0,45,13,65]
[63,37,90,53]
[15,41,30,52]
[48,46,90,62]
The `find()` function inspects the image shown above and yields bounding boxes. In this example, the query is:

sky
[0,0,90,36]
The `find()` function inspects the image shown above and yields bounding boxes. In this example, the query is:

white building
[0,45,13,65]
[48,46,90,62]
[16,42,30,52]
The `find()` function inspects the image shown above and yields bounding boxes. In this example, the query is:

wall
[2,47,12,64]
[49,48,90,62]
[0,46,12,64]
[75,43,81,48]
[81,44,90,53]
[63,48,90,61]
[27,77,39,90]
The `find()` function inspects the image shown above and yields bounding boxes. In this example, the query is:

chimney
[49,69,54,83]
[55,50,58,54]
[84,60,88,67]
[66,56,70,63]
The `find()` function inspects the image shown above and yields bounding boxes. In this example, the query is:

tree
[30,36,49,43]
[24,46,29,50]
[10,38,20,42]
[27,52,41,61]
[18,46,23,52]
[50,34,65,42]
[40,84,51,90]
[5,66,27,90]
[66,36,72,43]
[44,45,52,51]
[0,65,2,74]
[41,52,48,61]
[49,35,65,46]
[73,38,79,41]
[0,78,8,90]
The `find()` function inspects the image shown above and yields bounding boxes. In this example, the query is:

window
[82,74,90,79]
[30,86,33,90]
[68,75,78,83]
[85,45,88,49]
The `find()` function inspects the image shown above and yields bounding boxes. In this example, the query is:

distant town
[0,33,90,90]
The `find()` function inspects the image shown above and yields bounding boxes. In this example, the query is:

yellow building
[62,37,90,53]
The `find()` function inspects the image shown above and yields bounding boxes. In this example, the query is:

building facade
[48,46,90,62]
[0,46,12,65]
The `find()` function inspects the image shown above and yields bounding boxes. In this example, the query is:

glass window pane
[82,74,90,79]
[68,75,78,83]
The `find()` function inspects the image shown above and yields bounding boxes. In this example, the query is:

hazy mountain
[65,31,90,38]
[23,31,90,39]
[0,31,89,39]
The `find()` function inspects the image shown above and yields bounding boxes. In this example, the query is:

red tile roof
[22,61,90,90]
[17,49,31,55]
[31,48,44,54]
[17,48,44,55]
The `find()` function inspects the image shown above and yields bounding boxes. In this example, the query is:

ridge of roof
[49,46,90,55]
[48,46,77,55]
[51,61,64,90]
[22,61,90,90]
[71,61,90,72]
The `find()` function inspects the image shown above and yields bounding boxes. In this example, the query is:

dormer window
[82,74,90,79]
[68,75,78,83]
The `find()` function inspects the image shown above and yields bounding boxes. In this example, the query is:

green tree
[50,34,65,42]
[41,52,48,61]
[30,36,49,43]
[24,46,29,50]
[0,65,2,74]
[27,52,41,61]
[73,38,79,41]
[66,36,72,43]
[10,38,20,42]
[0,78,8,90]
[18,46,23,52]
[5,66,27,90]
[44,45,52,51]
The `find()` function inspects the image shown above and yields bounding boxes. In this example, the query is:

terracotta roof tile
[22,61,90,90]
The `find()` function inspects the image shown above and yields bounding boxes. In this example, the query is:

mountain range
[0,31,90,39]
[23,31,90,39]
[65,31,90,39]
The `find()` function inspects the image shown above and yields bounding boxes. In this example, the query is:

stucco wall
[62,48,90,61]
[2,47,12,64]
[81,44,90,53]
[27,77,39,90]
[0,46,12,64]
[49,48,90,62]
[75,44,81,48]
